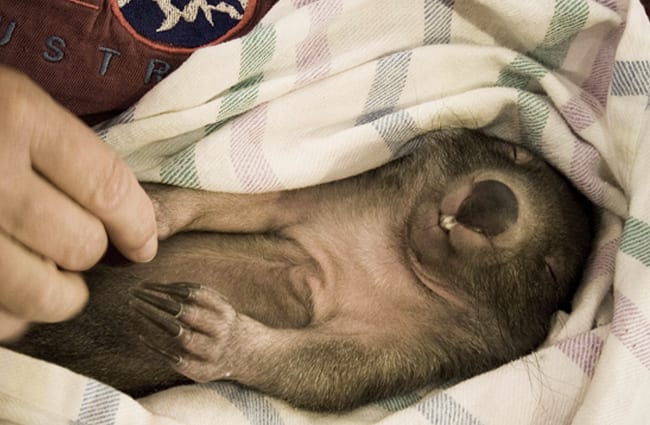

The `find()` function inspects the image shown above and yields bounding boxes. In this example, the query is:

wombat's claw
[130,294,185,337]
[131,286,183,317]
[139,335,183,365]
[139,281,201,300]
[131,282,237,382]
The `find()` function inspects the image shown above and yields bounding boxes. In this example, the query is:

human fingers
[0,68,157,263]
[0,231,88,323]
[31,108,157,262]
[0,171,108,271]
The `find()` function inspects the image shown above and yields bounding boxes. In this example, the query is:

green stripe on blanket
[531,0,590,69]
[4,0,647,424]
[620,217,650,267]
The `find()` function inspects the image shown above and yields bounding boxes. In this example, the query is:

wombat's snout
[441,180,519,237]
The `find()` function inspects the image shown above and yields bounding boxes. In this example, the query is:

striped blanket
[2,0,650,423]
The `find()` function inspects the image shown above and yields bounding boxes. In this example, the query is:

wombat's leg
[146,184,297,238]
[130,282,435,411]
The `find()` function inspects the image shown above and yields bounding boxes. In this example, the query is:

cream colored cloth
[2,0,650,423]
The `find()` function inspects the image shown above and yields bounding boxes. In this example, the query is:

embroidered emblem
[110,0,255,52]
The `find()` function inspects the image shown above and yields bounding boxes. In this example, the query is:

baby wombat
[10,129,593,411]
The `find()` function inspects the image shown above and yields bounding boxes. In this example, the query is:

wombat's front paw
[130,282,239,382]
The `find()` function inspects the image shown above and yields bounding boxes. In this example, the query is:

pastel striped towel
[1,0,649,423]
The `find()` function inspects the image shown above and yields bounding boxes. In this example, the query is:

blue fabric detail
[42,36,66,62]
[145,58,172,83]
[207,383,286,425]
[118,0,247,49]
[424,0,454,45]
[75,380,120,425]
[0,17,16,46]
[99,47,121,76]
[416,393,484,425]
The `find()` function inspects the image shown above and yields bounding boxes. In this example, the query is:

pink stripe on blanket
[569,139,605,205]
[561,93,601,132]
[594,0,620,13]
[581,27,621,108]
[557,331,604,378]
[581,237,620,283]
[229,103,283,192]
[560,11,621,132]
[294,0,342,86]
[296,33,332,85]
[611,291,650,371]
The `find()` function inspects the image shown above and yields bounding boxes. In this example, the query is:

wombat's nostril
[455,180,518,237]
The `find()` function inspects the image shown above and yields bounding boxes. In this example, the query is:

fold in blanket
[2,0,650,424]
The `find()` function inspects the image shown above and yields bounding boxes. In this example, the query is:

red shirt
[0,0,276,123]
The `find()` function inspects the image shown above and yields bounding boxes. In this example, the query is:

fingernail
[133,235,157,263]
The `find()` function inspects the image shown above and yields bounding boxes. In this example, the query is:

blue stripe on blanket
[96,106,135,141]
[610,60,650,108]
[356,52,423,154]
[373,110,422,156]
[424,0,454,45]
[207,383,285,425]
[356,51,413,126]
[416,393,483,425]
[75,380,120,425]
[376,391,423,412]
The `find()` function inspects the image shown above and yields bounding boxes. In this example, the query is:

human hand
[0,66,158,341]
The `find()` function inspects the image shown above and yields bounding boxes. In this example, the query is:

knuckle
[58,223,107,271]
[88,153,132,214]
[22,261,60,319]
[0,233,82,322]
[4,190,34,236]
[127,215,155,249]
[36,267,86,322]
[0,73,42,142]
